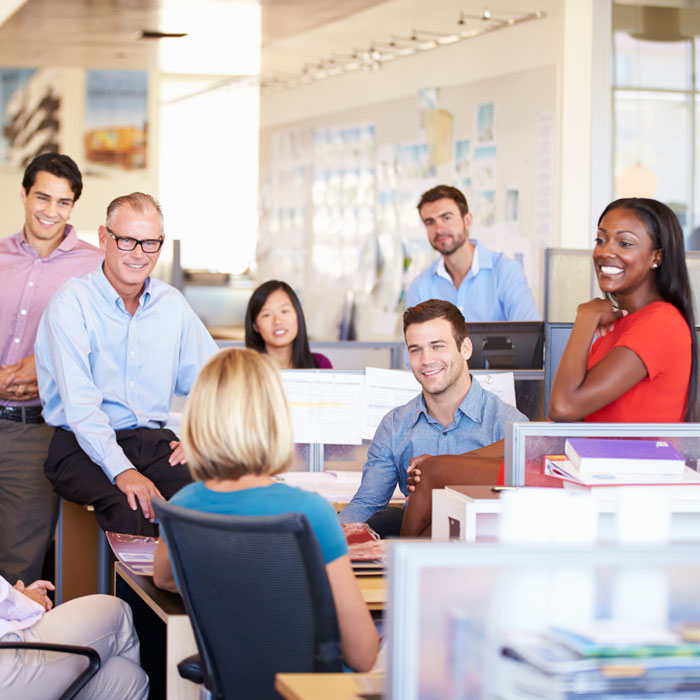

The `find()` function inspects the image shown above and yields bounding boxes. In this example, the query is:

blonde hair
[181,348,294,481]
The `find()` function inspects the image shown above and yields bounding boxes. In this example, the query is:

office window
[612,21,699,243]
[614,31,691,90]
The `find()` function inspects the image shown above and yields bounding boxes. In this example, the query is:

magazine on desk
[341,522,386,574]
[499,631,700,699]
[106,532,158,576]
[544,456,700,488]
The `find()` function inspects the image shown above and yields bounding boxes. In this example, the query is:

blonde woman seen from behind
[153,348,378,672]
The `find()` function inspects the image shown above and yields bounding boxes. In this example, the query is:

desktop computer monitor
[466,322,544,370]
[544,322,574,416]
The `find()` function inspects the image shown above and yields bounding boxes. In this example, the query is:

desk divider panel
[505,421,700,487]
[386,540,700,700]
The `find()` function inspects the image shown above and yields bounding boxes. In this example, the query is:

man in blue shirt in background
[339,299,526,534]
[35,192,218,535]
[406,185,539,321]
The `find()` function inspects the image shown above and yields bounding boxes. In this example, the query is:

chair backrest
[152,498,343,700]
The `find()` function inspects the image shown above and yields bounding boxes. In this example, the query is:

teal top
[170,481,348,564]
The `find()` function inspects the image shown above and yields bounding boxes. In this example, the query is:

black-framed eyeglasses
[106,227,163,253]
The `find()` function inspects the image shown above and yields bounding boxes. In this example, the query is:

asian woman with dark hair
[244,280,332,370]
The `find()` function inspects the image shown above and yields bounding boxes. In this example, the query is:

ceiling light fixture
[262,9,545,91]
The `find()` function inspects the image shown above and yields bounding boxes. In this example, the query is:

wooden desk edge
[114,562,183,624]
[275,672,374,700]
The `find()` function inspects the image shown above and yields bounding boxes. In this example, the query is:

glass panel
[614,91,691,233]
[693,95,700,250]
[614,31,691,90]
[414,553,700,698]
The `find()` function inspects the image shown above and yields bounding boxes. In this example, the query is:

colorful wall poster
[476,102,495,144]
[85,70,148,170]
[473,145,497,191]
[1,67,61,167]
[454,139,471,176]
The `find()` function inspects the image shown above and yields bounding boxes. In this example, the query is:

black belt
[0,405,45,424]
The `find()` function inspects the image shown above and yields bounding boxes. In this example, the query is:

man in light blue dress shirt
[338,300,526,532]
[35,193,218,535]
[406,185,539,321]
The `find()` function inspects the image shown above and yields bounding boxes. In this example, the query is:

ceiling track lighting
[261,9,545,92]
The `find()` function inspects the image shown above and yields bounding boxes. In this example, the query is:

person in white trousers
[0,576,148,699]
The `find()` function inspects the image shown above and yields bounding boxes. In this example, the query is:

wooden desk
[275,672,381,700]
[355,574,385,611]
[115,563,198,700]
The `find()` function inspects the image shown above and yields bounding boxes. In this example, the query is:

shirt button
[20,309,27,316]
[28,281,34,287]
[443,431,447,436]
[130,351,134,356]
[14,338,20,343]
[130,381,134,387]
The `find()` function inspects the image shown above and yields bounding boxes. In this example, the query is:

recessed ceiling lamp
[139,30,188,39]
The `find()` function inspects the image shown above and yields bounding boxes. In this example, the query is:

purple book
[564,438,685,475]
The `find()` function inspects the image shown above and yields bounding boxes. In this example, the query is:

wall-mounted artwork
[84,70,148,171]
[1,67,61,168]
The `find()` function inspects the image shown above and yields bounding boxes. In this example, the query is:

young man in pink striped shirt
[0,154,103,584]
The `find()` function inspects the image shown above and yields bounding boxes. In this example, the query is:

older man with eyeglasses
[35,193,218,535]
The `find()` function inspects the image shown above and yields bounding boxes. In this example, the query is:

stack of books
[499,620,700,699]
[544,438,700,490]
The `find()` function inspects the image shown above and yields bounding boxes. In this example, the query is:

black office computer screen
[466,322,544,370]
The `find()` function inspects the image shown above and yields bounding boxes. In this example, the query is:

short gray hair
[106,192,163,232]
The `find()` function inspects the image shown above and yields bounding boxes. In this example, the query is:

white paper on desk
[361,367,421,440]
[281,371,364,445]
[472,371,516,408]
[278,470,404,502]
[277,471,363,501]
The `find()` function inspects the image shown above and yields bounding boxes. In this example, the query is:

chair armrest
[0,642,101,700]
[177,653,204,684]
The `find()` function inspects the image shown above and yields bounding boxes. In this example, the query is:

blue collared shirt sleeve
[338,415,401,524]
[406,277,421,311]
[495,255,540,321]
[174,305,219,397]
[35,291,136,482]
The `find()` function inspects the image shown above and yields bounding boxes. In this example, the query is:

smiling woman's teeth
[600,266,623,275]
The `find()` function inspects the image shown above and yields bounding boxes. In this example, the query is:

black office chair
[0,642,100,699]
[152,498,343,700]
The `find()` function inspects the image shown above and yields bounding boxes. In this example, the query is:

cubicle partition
[544,248,597,323]
[386,540,700,700]
[504,421,700,487]
[216,339,406,370]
